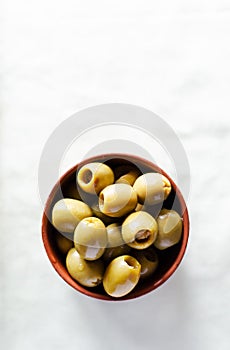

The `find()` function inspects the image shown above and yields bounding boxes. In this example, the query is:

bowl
[41,153,189,301]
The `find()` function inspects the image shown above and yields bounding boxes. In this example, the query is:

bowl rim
[41,153,189,301]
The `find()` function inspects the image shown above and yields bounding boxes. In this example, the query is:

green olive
[56,233,73,255]
[154,209,183,250]
[106,223,124,248]
[133,247,158,279]
[77,162,114,194]
[103,245,131,263]
[102,223,129,262]
[52,198,93,233]
[115,169,140,186]
[66,248,104,287]
[91,202,115,225]
[122,211,158,249]
[133,173,171,205]
[103,255,141,297]
[74,217,107,260]
[99,184,137,218]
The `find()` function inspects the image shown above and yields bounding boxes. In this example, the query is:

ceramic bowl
[42,153,189,301]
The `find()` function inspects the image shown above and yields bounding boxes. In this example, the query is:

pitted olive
[115,169,140,186]
[77,162,114,194]
[56,233,73,255]
[74,217,107,260]
[99,184,137,217]
[122,211,158,249]
[154,209,182,250]
[103,255,141,297]
[133,173,171,205]
[133,247,158,279]
[52,198,92,233]
[66,248,104,287]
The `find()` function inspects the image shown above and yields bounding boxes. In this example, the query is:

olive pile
[52,162,183,298]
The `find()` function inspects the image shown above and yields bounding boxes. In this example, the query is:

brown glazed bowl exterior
[41,153,189,301]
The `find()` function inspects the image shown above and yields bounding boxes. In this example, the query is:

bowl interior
[42,153,189,301]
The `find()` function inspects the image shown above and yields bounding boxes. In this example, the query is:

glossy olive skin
[91,202,115,225]
[56,233,73,255]
[52,198,93,233]
[66,248,104,287]
[115,169,140,186]
[74,217,107,260]
[77,162,114,194]
[103,223,130,262]
[154,209,183,250]
[122,211,158,249]
[99,184,137,218]
[106,223,124,248]
[133,173,171,205]
[103,255,141,297]
[133,247,158,279]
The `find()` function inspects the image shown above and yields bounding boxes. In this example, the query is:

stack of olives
[52,161,183,298]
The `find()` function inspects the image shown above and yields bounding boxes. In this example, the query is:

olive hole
[82,169,93,184]
[124,257,135,268]
[135,230,151,243]
[100,193,104,204]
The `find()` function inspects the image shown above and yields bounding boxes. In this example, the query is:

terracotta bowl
[41,153,189,301]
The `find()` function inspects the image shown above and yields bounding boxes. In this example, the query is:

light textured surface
[1,1,230,349]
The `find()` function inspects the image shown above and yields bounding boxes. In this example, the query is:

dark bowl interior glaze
[42,153,189,301]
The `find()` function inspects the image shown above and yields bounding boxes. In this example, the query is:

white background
[1,1,230,349]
